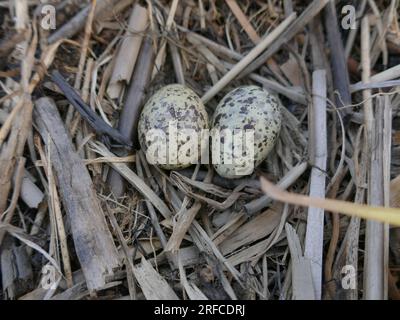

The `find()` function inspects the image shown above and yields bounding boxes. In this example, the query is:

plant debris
[0,0,400,301]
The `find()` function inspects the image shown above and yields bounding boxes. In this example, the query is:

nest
[0,0,399,300]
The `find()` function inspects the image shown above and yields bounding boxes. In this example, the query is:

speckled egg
[138,84,209,170]
[211,86,282,179]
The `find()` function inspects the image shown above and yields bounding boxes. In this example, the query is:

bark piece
[107,4,148,99]
[133,257,179,300]
[1,239,33,299]
[33,97,120,292]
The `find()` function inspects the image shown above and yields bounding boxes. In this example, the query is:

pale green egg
[211,86,282,179]
[138,84,209,170]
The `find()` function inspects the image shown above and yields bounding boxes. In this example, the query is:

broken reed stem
[286,223,316,299]
[304,69,327,300]
[201,12,296,104]
[107,3,148,99]
[107,35,155,197]
[342,126,367,300]
[66,0,97,126]
[361,16,374,141]
[197,0,206,30]
[324,1,352,112]
[383,96,392,299]
[165,0,180,31]
[364,99,386,300]
[47,153,73,288]
[361,15,386,300]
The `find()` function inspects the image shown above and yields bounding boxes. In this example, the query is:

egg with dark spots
[138,84,209,170]
[211,85,282,179]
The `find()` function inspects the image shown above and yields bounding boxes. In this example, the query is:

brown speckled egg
[138,84,209,170]
[211,86,282,179]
